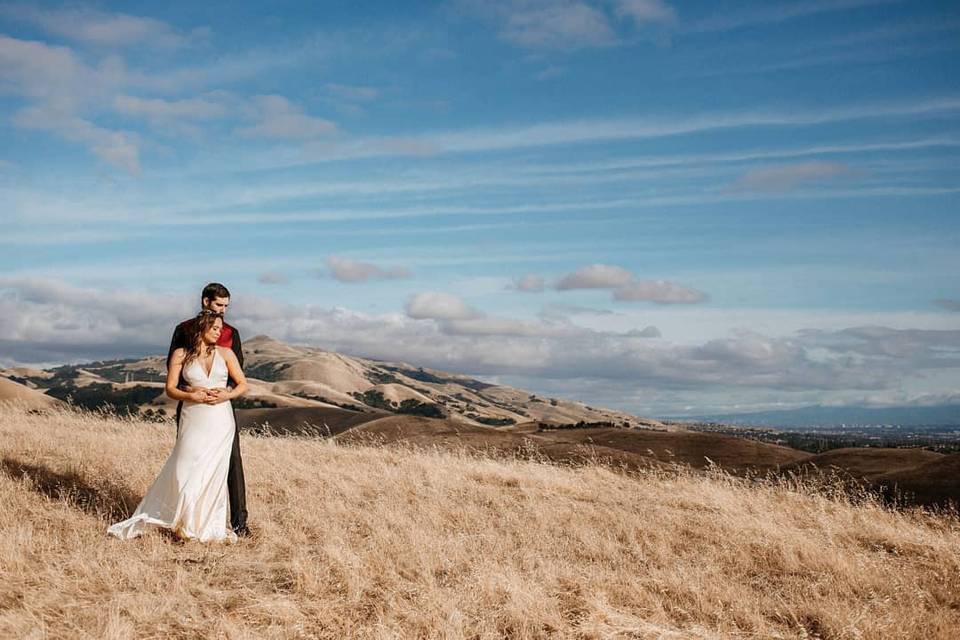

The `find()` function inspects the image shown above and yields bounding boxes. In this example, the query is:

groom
[166,282,250,537]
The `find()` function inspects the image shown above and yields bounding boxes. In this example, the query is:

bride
[108,310,248,543]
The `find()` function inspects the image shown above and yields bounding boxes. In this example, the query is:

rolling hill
[4,335,957,508]
[2,334,664,430]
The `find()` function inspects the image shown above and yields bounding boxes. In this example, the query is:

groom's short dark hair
[202,282,231,302]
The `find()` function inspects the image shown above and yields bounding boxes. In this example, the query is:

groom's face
[203,296,230,315]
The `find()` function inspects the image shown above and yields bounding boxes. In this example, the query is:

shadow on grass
[0,456,140,522]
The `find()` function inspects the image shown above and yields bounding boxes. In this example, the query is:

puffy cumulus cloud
[0,276,193,362]
[556,263,634,289]
[511,273,546,292]
[2,277,958,415]
[729,161,852,193]
[324,256,411,283]
[238,95,337,140]
[0,4,206,50]
[405,292,481,320]
[555,263,706,304]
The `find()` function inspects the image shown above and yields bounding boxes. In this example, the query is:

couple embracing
[107,283,251,543]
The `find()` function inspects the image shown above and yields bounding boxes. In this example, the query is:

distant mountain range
[673,404,960,429]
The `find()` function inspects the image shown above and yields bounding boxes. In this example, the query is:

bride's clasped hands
[107,310,248,544]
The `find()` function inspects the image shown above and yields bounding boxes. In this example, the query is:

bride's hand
[205,388,231,404]
[190,389,213,403]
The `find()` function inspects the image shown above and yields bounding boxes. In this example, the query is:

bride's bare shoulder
[216,346,237,362]
[170,347,187,362]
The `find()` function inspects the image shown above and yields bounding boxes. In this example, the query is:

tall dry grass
[1,401,958,639]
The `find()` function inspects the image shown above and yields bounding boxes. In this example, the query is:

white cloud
[324,256,411,283]
[2,277,959,415]
[538,303,619,321]
[114,94,228,120]
[556,263,634,289]
[500,1,616,49]
[405,292,481,320]
[615,0,676,26]
[12,103,141,174]
[237,95,337,140]
[556,264,706,305]
[1,4,205,49]
[614,280,707,304]
[686,0,896,34]
[465,0,676,50]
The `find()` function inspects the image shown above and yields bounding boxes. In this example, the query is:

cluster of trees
[350,389,445,418]
[537,420,625,431]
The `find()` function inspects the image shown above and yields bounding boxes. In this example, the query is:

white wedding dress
[108,348,238,543]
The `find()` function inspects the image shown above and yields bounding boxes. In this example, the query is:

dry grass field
[2,402,959,639]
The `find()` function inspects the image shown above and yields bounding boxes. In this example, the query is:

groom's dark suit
[167,318,248,532]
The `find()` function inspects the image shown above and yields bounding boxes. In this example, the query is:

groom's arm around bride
[166,282,250,536]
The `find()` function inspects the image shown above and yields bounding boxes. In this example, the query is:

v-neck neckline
[199,348,219,378]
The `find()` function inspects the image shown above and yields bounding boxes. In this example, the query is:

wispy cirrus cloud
[12,102,142,174]
[685,0,899,34]
[0,4,207,49]
[238,95,337,140]
[729,161,853,193]
[461,0,675,50]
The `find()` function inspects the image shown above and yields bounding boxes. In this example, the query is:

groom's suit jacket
[166,317,244,390]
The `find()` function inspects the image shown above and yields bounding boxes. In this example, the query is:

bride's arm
[217,348,248,401]
[166,348,211,402]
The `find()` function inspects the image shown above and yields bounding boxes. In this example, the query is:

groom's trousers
[175,401,248,531]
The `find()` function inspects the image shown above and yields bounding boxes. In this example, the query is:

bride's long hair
[181,310,224,370]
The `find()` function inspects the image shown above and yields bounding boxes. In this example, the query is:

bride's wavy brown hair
[181,310,224,371]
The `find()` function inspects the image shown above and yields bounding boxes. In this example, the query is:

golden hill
[2,402,958,639]
[0,376,62,409]
[3,334,666,430]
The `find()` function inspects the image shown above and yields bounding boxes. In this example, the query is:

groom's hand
[189,389,214,403]
[205,387,231,404]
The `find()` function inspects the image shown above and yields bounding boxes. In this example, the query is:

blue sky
[1,0,958,417]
